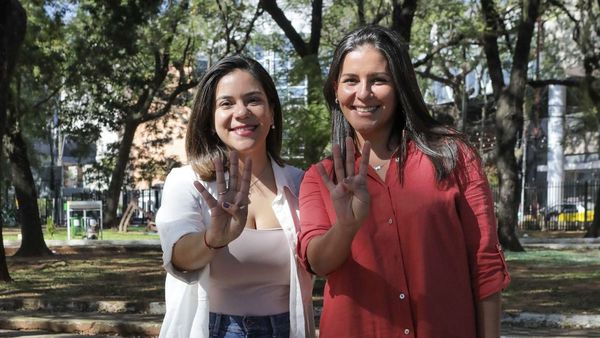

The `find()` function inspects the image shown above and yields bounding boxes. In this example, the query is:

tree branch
[235,5,264,54]
[144,80,198,122]
[216,0,233,55]
[528,78,582,87]
[508,0,541,96]
[480,0,505,98]
[308,0,323,53]
[413,33,465,67]
[416,70,457,87]
[259,0,310,56]
[391,0,417,43]
[547,0,579,25]
[370,0,388,25]
[32,83,64,110]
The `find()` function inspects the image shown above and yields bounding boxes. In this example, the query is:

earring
[271,124,275,130]
[335,98,339,104]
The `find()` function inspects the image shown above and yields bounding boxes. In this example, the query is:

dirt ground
[1,246,599,315]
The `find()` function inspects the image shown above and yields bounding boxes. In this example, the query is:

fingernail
[223,202,230,208]
[343,177,351,184]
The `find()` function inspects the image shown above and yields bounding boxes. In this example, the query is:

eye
[247,96,263,105]
[218,100,233,109]
[341,77,358,85]
[373,77,390,85]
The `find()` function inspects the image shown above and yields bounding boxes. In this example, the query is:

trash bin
[86,219,98,240]
[70,218,82,237]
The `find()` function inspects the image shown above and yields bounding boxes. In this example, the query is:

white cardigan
[156,161,315,338]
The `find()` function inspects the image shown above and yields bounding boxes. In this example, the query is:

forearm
[477,291,502,338]
[171,231,216,271]
[306,224,358,276]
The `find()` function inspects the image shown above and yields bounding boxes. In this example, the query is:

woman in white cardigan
[156,55,315,338]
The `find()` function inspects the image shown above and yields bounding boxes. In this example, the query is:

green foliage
[132,118,184,187]
[46,216,56,238]
[505,248,600,267]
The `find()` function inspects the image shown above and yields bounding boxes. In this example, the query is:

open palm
[318,137,371,232]
[193,151,252,247]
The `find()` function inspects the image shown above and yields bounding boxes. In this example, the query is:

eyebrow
[339,72,391,78]
[216,90,265,101]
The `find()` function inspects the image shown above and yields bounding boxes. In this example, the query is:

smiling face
[335,44,397,142]
[213,69,274,157]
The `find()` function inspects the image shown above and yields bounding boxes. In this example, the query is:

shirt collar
[269,156,296,197]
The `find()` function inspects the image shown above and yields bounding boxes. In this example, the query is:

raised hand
[193,151,252,248]
[317,137,371,233]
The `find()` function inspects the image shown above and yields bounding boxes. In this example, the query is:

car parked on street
[542,203,594,230]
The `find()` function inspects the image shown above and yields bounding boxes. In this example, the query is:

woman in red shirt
[298,25,510,338]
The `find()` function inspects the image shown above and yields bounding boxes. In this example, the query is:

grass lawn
[0,247,598,315]
[2,226,159,241]
[503,248,600,314]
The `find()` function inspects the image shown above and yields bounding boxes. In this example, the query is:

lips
[230,124,258,136]
[352,105,380,116]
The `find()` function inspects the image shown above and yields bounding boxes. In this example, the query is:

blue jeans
[208,312,290,338]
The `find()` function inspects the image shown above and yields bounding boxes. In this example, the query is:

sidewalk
[2,238,600,337]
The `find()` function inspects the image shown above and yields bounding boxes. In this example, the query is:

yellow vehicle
[557,205,594,223]
[543,203,594,230]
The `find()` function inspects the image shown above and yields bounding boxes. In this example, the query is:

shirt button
[388,218,393,224]
[404,328,410,335]
[399,293,406,300]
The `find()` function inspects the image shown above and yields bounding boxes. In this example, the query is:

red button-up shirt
[298,143,510,338]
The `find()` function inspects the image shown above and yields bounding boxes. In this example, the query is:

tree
[479,0,543,251]
[2,0,56,257]
[60,0,200,228]
[258,0,330,165]
[567,0,600,237]
[0,0,29,280]
[62,0,267,228]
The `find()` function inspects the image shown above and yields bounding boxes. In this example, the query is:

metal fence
[5,181,600,232]
[492,181,600,231]
[33,188,162,227]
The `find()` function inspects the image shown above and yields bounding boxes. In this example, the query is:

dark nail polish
[223,202,230,208]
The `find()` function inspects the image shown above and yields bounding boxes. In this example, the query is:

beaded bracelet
[203,231,227,250]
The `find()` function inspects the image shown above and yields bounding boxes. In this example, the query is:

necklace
[249,164,271,194]
[372,160,390,171]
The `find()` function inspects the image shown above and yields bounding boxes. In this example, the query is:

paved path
[502,326,600,337]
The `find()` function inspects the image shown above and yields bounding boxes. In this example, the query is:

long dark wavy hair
[324,25,473,182]
[186,55,284,181]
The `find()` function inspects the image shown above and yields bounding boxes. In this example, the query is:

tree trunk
[495,95,525,251]
[391,0,417,43]
[3,0,48,262]
[104,120,139,229]
[303,54,328,165]
[7,130,53,257]
[259,0,329,164]
[585,186,600,237]
[0,0,10,281]
[480,0,540,251]
[584,78,600,237]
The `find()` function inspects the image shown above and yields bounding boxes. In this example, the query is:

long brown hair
[186,55,284,180]
[324,25,474,182]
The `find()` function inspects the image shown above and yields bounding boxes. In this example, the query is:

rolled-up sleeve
[456,147,511,300]
[297,163,333,273]
[156,167,207,284]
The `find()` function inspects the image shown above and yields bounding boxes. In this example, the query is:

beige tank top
[209,228,290,316]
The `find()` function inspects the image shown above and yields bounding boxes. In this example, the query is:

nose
[233,103,250,119]
[356,81,372,100]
